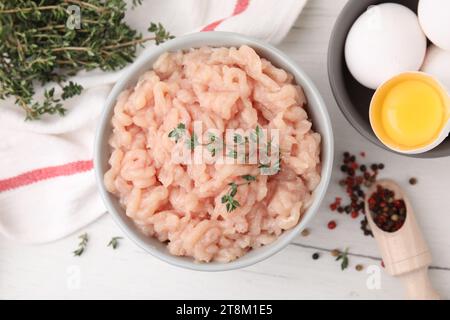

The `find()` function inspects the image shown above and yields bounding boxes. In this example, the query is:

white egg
[421,45,450,92]
[418,0,450,51]
[345,3,427,90]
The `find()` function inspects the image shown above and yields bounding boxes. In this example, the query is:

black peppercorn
[312,253,320,260]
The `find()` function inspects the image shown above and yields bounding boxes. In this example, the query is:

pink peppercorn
[327,220,337,230]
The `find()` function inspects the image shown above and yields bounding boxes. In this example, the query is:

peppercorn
[334,152,387,237]
[368,185,407,232]
[312,252,320,260]
[301,228,310,237]
[327,220,337,230]
[355,264,364,271]
[331,249,340,257]
[409,177,418,185]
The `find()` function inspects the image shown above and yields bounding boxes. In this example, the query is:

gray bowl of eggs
[328,0,450,158]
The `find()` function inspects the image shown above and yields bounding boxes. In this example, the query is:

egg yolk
[380,79,445,148]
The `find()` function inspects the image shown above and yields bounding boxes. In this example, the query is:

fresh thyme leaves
[250,125,263,142]
[206,133,220,156]
[148,22,175,45]
[28,88,66,120]
[168,123,186,143]
[0,0,173,120]
[132,0,143,8]
[227,149,238,159]
[221,176,258,212]
[241,174,256,182]
[258,154,281,174]
[73,233,88,257]
[336,248,350,270]
[61,81,83,100]
[107,236,123,250]
[221,182,240,212]
[186,133,199,150]
[233,133,243,144]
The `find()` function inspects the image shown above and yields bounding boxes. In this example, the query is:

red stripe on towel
[0,160,93,193]
[233,0,249,15]
[201,0,250,31]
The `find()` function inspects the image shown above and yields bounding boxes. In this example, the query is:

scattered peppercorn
[381,260,385,268]
[368,185,407,233]
[355,264,364,271]
[331,152,384,237]
[312,253,320,260]
[378,163,385,170]
[409,177,418,185]
[301,228,310,237]
[331,249,340,257]
[327,220,337,230]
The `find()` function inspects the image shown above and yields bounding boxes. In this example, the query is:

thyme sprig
[73,232,88,256]
[107,236,123,250]
[0,0,173,120]
[168,123,186,143]
[221,182,241,213]
[336,248,350,270]
[221,175,257,212]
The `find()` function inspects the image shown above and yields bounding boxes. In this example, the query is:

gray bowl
[94,32,334,271]
[328,0,450,158]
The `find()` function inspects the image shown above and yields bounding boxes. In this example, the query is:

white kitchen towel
[0,0,308,243]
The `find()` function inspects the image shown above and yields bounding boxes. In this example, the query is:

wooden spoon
[364,179,440,300]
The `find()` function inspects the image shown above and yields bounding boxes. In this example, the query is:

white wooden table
[1,0,449,300]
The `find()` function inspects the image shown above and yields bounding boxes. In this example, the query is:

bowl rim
[94,31,334,271]
[327,0,450,159]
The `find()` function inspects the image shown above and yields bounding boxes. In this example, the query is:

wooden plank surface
[1,0,449,300]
